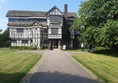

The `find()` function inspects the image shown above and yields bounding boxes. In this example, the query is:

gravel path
[29,49,101,83]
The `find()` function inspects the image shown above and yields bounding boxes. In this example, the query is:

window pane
[50,15,60,22]
[22,40,28,44]
[17,28,24,33]
[51,29,58,35]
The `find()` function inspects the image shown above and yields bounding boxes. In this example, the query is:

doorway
[52,40,58,48]
[49,40,60,50]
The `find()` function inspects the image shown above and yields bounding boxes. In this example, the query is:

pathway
[29,49,101,83]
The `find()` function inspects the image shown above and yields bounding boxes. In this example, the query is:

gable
[46,6,63,16]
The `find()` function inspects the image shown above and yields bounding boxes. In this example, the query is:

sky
[0,0,87,32]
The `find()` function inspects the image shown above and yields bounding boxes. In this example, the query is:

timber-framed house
[6,4,77,49]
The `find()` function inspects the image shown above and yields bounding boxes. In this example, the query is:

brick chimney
[64,4,68,18]
[62,4,68,35]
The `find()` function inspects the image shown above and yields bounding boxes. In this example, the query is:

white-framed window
[58,29,61,34]
[17,28,24,33]
[22,40,28,44]
[48,29,51,34]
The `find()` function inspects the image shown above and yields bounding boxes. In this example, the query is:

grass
[65,48,81,52]
[0,48,41,83]
[73,49,118,83]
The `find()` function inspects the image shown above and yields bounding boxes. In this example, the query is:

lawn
[73,52,118,83]
[0,48,41,83]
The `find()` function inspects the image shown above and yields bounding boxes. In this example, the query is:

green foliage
[0,28,2,33]
[71,19,80,30]
[71,0,118,50]
[10,46,19,49]
[79,0,118,28]
[81,20,118,49]
[99,20,118,49]
[31,46,37,50]
[0,29,10,47]
[82,26,98,46]
[10,46,37,50]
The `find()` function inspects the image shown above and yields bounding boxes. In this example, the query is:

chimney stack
[64,4,68,18]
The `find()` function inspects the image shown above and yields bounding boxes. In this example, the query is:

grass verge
[0,48,41,83]
[73,52,118,83]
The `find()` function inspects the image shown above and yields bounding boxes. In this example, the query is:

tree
[70,19,80,48]
[99,20,118,50]
[81,26,101,46]
[0,29,2,33]
[71,19,79,30]
[0,29,2,38]
[0,29,10,47]
[79,0,118,28]
[72,0,118,50]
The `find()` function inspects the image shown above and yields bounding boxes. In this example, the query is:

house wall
[7,6,77,49]
[9,26,42,48]
[47,8,63,39]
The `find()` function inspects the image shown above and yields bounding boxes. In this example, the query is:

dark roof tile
[6,10,77,18]
[6,10,46,17]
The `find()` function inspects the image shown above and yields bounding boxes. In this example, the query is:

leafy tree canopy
[79,0,118,29]
[99,20,118,49]
[0,29,10,47]
[0,29,2,32]
[72,0,118,50]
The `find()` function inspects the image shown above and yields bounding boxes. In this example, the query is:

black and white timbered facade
[6,4,77,49]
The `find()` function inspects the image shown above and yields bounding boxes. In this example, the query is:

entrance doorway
[52,40,58,48]
[49,40,60,49]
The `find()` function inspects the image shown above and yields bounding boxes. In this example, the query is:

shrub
[99,20,118,50]
[10,46,37,50]
[31,46,37,50]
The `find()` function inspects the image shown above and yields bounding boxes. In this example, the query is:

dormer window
[17,28,23,33]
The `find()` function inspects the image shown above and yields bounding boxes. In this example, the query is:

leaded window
[51,29,58,35]
[17,28,24,33]
[12,40,16,43]
[22,40,28,44]
[50,15,60,22]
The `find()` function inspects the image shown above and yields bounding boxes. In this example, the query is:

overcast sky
[0,0,87,32]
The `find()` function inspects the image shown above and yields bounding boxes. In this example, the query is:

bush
[99,20,118,50]
[81,26,99,47]
[10,46,37,50]
[10,46,19,49]
[31,46,37,50]
[81,20,118,50]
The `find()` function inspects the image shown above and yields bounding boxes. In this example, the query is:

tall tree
[79,0,118,29]
[0,29,10,47]
[0,29,2,33]
[72,0,118,50]
[99,20,118,50]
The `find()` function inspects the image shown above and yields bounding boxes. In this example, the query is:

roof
[46,6,63,15]
[6,10,77,18]
[6,10,46,17]
[8,22,47,27]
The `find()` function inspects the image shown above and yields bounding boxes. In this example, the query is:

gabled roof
[6,10,46,17]
[6,10,77,18]
[46,6,63,15]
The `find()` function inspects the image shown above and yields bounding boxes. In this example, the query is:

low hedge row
[10,46,37,50]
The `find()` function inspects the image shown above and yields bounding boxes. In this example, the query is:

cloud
[0,0,6,3]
